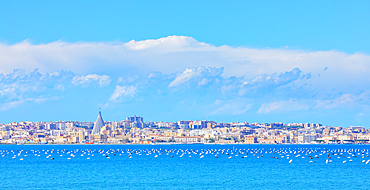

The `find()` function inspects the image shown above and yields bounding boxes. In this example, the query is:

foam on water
[0,144,369,189]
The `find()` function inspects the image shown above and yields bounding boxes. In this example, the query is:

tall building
[190,120,208,129]
[178,121,190,129]
[126,116,144,128]
[126,116,143,123]
[56,122,66,130]
[92,111,105,134]
[45,123,57,130]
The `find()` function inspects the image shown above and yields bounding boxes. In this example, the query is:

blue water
[0,144,370,190]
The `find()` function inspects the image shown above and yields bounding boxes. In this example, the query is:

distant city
[0,111,368,144]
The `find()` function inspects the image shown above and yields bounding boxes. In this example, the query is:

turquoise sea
[1,144,369,190]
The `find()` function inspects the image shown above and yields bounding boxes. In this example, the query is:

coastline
[1,143,368,146]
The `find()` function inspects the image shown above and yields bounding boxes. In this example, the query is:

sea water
[0,144,369,190]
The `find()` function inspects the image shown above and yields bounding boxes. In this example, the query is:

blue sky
[0,1,369,127]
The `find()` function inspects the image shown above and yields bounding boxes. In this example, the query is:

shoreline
[0,143,368,146]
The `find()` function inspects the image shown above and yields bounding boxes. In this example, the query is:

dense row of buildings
[0,111,369,144]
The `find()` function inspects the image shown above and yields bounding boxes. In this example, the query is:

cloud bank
[1,36,369,80]
[72,74,111,87]
[0,36,369,126]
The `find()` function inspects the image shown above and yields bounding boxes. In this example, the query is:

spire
[92,110,104,135]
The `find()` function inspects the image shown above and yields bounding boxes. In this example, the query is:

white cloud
[110,85,137,102]
[209,99,252,115]
[258,99,309,114]
[0,69,108,111]
[116,75,139,85]
[0,37,368,110]
[1,96,47,111]
[169,66,223,87]
[0,69,65,99]
[117,77,124,83]
[33,97,47,103]
[1,36,369,88]
[316,92,370,109]
[236,68,303,96]
[198,78,209,86]
[1,36,370,119]
[1,99,26,111]
[169,68,198,87]
[71,74,111,87]
[124,35,209,50]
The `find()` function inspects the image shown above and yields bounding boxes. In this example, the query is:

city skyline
[0,110,364,129]
[1,110,369,145]
[1,1,370,127]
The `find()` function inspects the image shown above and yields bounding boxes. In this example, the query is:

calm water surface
[0,144,369,190]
